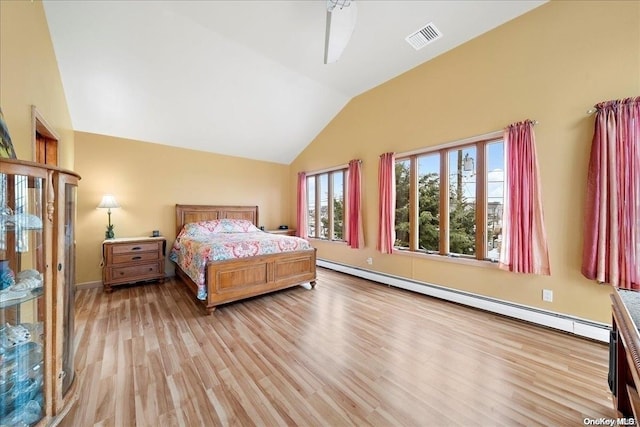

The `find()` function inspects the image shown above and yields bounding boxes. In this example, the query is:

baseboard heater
[316,258,610,343]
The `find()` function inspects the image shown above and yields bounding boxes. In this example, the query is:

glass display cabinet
[0,159,79,426]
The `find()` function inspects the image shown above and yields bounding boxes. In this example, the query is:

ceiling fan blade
[324,1,358,64]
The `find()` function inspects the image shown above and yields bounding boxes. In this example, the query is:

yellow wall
[0,0,74,167]
[290,0,640,324]
[3,0,637,324]
[75,131,291,284]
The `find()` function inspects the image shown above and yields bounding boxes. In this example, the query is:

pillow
[183,219,260,236]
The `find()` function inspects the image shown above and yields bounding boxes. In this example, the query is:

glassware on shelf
[0,170,46,426]
[0,260,14,291]
[0,339,44,423]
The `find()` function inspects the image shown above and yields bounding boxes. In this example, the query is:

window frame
[306,167,347,242]
[394,135,504,262]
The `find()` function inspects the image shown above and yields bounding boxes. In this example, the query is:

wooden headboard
[175,204,259,236]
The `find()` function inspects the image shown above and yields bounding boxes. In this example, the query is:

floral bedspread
[169,219,312,300]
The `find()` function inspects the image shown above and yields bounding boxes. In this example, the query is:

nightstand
[267,229,296,236]
[102,236,166,292]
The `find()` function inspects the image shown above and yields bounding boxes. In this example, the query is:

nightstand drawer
[108,262,161,283]
[111,241,160,254]
[111,251,160,264]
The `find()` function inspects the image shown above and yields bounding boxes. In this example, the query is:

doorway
[32,106,59,166]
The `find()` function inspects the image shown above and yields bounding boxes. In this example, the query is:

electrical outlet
[366,257,373,265]
[542,289,553,302]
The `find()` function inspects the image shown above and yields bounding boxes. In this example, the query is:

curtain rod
[396,129,501,158]
[394,121,538,159]
[587,97,639,114]
[306,159,361,176]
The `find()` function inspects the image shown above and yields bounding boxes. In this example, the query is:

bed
[171,204,316,314]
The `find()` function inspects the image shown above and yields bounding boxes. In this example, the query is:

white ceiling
[43,1,546,164]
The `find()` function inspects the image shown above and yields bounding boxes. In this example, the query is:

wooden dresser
[102,237,166,292]
[610,288,640,421]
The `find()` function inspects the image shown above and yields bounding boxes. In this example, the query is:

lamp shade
[97,194,120,209]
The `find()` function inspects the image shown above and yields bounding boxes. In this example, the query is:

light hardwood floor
[60,267,617,426]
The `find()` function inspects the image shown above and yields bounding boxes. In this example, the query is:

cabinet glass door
[0,172,46,425]
[61,181,75,396]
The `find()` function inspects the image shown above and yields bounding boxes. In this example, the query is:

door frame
[31,105,60,166]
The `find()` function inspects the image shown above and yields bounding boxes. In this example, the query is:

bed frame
[173,204,316,314]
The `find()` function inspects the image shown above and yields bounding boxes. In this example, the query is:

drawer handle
[119,271,124,275]
[149,268,153,271]
[131,246,142,251]
[132,256,142,260]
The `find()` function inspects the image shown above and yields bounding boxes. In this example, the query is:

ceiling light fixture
[324,0,358,64]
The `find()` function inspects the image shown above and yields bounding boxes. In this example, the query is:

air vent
[405,22,442,50]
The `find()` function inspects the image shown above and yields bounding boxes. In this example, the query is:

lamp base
[105,225,115,239]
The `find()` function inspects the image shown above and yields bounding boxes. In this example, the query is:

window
[307,168,346,241]
[448,146,477,256]
[332,172,344,239]
[486,141,505,261]
[394,159,410,249]
[418,153,440,253]
[319,174,329,238]
[395,137,505,261]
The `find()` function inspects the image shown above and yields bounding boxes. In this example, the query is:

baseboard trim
[75,281,102,290]
[317,259,610,343]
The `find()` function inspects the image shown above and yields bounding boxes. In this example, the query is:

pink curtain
[499,120,550,275]
[582,97,640,290]
[377,152,396,254]
[296,172,308,239]
[345,160,364,248]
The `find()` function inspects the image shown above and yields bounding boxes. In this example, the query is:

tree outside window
[394,138,504,261]
[307,169,346,241]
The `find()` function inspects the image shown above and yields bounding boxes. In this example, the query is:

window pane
[333,172,344,240]
[417,154,439,252]
[319,174,329,238]
[394,160,411,248]
[448,147,476,256]
[307,176,315,237]
[486,141,504,261]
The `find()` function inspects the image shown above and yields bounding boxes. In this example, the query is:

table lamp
[97,194,120,239]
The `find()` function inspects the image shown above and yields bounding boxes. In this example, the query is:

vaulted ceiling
[43,1,546,164]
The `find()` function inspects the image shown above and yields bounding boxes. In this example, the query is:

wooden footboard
[206,248,316,311]
[175,248,316,314]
